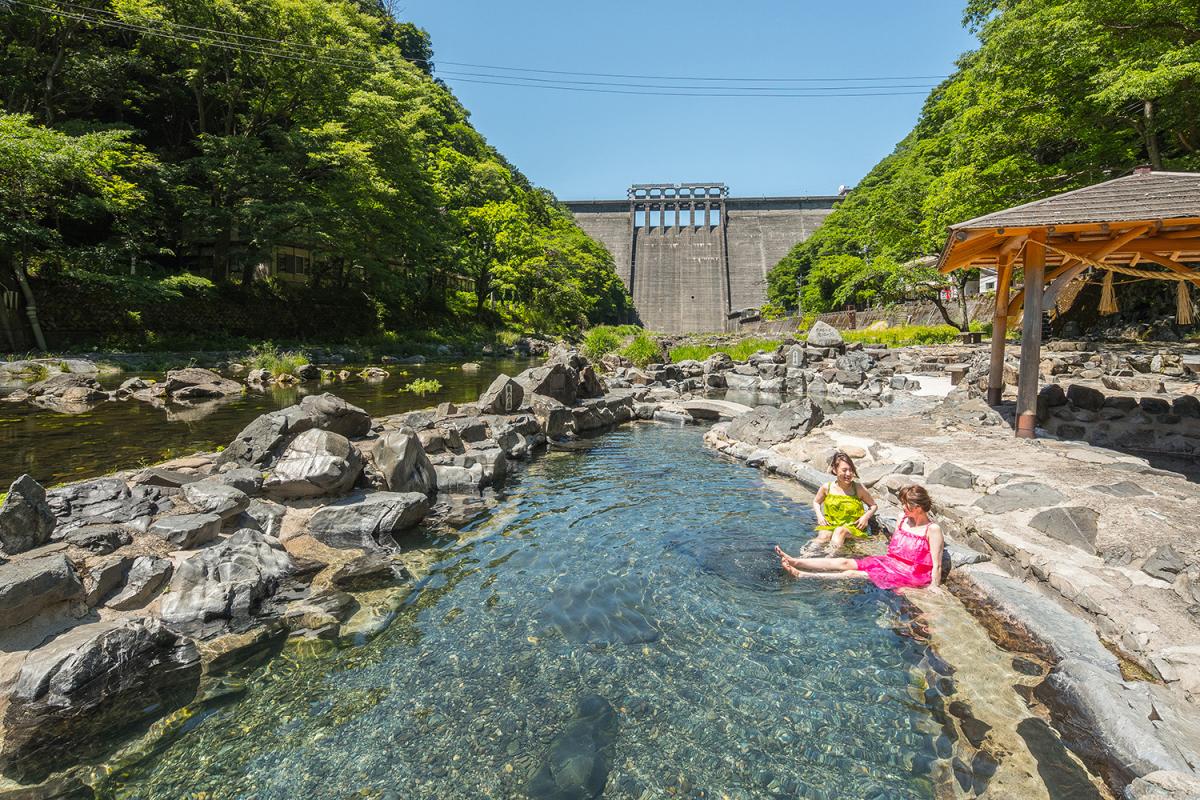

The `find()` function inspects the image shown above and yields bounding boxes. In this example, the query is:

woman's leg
[783,562,868,580]
[829,526,851,551]
[788,556,858,572]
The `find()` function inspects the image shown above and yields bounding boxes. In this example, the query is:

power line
[12,0,951,86]
[440,76,932,98]
[436,69,940,92]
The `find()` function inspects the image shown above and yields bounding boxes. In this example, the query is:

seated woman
[776,485,943,591]
[809,451,878,553]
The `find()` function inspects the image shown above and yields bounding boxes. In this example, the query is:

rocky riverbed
[2,325,1198,798]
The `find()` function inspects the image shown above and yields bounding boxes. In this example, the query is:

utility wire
[436,69,940,91]
[10,1,943,97]
[13,0,951,86]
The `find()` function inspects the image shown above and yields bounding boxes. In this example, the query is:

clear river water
[93,423,1100,800]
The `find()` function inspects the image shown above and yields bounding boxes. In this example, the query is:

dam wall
[565,185,838,333]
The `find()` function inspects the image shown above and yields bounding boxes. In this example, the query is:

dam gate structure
[564,183,839,333]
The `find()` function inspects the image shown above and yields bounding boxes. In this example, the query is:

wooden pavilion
[935,168,1200,438]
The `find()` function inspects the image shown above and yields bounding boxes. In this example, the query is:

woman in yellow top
[810,451,877,552]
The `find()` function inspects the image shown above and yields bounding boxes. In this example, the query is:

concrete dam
[564,183,838,333]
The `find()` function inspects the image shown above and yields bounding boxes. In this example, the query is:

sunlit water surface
[104,424,961,799]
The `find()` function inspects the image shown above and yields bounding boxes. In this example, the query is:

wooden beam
[1016,229,1046,439]
[1138,252,1200,287]
[1005,260,1081,317]
[987,253,1015,406]
[941,232,1006,272]
[954,217,1200,237]
[1043,259,1087,308]
[1048,236,1200,255]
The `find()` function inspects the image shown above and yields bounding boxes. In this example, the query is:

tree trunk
[956,273,971,331]
[1144,99,1163,170]
[474,273,489,318]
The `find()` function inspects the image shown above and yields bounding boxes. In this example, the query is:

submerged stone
[526,694,618,800]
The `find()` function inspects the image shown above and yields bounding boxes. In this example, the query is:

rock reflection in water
[107,425,968,799]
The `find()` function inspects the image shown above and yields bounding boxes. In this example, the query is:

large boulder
[182,480,250,519]
[162,367,243,401]
[805,321,845,349]
[48,478,167,533]
[0,554,83,630]
[106,555,173,610]
[297,393,372,438]
[217,408,301,467]
[149,512,223,549]
[478,374,525,414]
[517,363,577,405]
[262,429,363,499]
[160,530,293,626]
[0,618,200,781]
[372,429,437,495]
[724,399,825,448]
[25,372,104,400]
[307,491,430,549]
[0,474,56,555]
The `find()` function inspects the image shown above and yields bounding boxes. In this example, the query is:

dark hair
[828,451,858,477]
[898,484,932,512]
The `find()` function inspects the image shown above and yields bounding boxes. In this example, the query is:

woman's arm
[813,485,827,525]
[927,523,944,588]
[854,484,878,529]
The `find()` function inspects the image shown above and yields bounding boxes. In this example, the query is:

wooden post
[987,255,1014,405]
[1015,230,1046,438]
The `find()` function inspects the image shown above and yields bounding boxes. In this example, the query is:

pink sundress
[855,517,933,589]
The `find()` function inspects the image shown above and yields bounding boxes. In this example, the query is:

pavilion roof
[936,170,1200,277]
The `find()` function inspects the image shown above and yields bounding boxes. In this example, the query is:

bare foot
[774,545,799,567]
[782,562,803,578]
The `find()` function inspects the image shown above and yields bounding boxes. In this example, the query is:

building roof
[950,170,1200,231]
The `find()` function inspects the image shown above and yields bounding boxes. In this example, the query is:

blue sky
[401,1,979,200]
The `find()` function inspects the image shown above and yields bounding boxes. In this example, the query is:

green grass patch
[620,331,661,367]
[669,338,782,363]
[581,326,623,361]
[401,378,442,395]
[839,323,983,347]
[247,342,309,377]
[0,492,7,506]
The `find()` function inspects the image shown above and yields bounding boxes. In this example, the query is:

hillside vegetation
[0,0,628,348]
[768,0,1200,321]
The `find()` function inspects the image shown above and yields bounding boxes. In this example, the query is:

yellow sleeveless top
[817,481,869,536]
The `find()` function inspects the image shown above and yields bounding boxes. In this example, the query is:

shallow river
[99,423,1061,800]
[0,359,532,488]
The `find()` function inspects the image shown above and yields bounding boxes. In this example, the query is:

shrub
[669,338,782,363]
[620,331,661,367]
[401,378,442,395]
[840,324,966,347]
[247,342,308,377]
[581,326,622,360]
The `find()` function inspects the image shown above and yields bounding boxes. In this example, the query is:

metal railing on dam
[564,183,840,333]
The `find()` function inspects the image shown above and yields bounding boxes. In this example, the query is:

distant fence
[738,297,995,334]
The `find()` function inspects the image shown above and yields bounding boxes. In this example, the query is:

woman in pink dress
[775,485,943,591]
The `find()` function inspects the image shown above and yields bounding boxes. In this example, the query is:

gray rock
[1125,770,1200,799]
[1142,546,1187,583]
[433,464,487,495]
[106,555,173,610]
[577,365,604,399]
[1029,506,1100,554]
[217,409,296,466]
[62,523,132,554]
[1090,481,1149,498]
[1066,384,1105,411]
[149,513,223,549]
[0,618,200,780]
[943,542,990,569]
[183,480,250,519]
[216,467,264,495]
[526,694,618,800]
[974,482,1066,514]
[479,373,525,414]
[805,320,845,349]
[373,428,437,495]
[262,429,363,499]
[0,474,57,555]
[516,367,576,410]
[1037,658,1200,786]
[160,530,293,625]
[48,477,165,532]
[25,372,103,399]
[132,468,202,489]
[233,498,287,537]
[294,363,320,381]
[927,462,976,490]
[297,393,372,438]
[330,553,404,591]
[307,492,430,549]
[724,399,823,447]
[836,350,874,374]
[0,554,83,629]
[967,571,1118,673]
[82,554,133,606]
[163,367,242,401]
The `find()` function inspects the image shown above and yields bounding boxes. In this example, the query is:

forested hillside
[768,0,1200,317]
[0,0,628,348]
